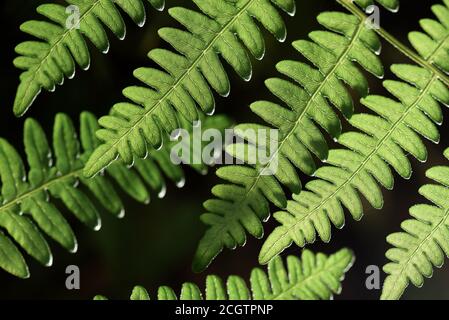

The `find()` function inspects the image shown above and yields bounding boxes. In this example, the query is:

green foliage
[8,0,449,301]
[83,0,296,178]
[192,10,383,272]
[13,0,165,116]
[94,248,354,300]
[260,0,449,265]
[382,148,449,300]
[0,112,231,278]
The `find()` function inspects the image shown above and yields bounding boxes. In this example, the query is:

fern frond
[94,248,354,300]
[13,0,165,116]
[0,112,231,278]
[192,11,383,272]
[260,1,449,264]
[83,0,296,178]
[381,148,449,300]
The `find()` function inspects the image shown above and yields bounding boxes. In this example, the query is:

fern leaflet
[382,148,449,300]
[260,0,449,264]
[83,0,296,178]
[13,0,165,116]
[0,112,230,278]
[94,248,354,300]
[192,11,383,272]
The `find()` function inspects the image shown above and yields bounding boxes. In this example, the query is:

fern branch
[94,248,354,300]
[0,112,231,278]
[83,0,296,178]
[382,148,449,300]
[260,1,449,264]
[337,0,449,87]
[192,11,383,272]
[13,0,164,116]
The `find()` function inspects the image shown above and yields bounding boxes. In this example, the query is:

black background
[0,0,448,300]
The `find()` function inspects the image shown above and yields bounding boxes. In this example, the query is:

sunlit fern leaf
[83,0,296,178]
[94,248,354,300]
[354,0,399,11]
[0,112,231,278]
[192,11,383,272]
[382,148,449,300]
[409,0,449,73]
[13,0,165,116]
[260,1,449,265]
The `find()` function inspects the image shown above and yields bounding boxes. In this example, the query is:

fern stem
[0,168,82,214]
[336,0,449,87]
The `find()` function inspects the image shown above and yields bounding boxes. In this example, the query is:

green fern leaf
[13,0,165,116]
[83,0,296,178]
[382,148,449,300]
[0,112,231,278]
[260,1,449,265]
[192,11,383,272]
[94,248,354,300]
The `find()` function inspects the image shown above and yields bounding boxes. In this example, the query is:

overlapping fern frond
[192,11,383,272]
[260,0,449,265]
[83,0,296,178]
[13,0,165,116]
[94,248,354,300]
[382,148,449,300]
[0,112,231,278]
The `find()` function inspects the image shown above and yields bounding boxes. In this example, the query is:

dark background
[0,0,448,300]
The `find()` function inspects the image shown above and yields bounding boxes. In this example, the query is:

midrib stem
[0,168,83,214]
